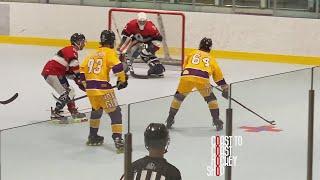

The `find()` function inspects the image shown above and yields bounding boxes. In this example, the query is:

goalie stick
[0,93,18,105]
[213,86,276,125]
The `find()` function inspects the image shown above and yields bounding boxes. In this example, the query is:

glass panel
[222,0,261,7]
[129,88,228,179]
[1,104,127,180]
[177,0,193,4]
[236,0,260,7]
[222,0,233,6]
[312,66,320,180]
[195,0,215,5]
[48,0,81,5]
[230,68,312,180]
[275,0,309,9]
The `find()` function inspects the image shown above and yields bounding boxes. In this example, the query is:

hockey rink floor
[1,44,320,180]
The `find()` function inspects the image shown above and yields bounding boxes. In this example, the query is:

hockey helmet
[100,30,115,48]
[199,37,212,52]
[70,33,86,50]
[144,123,170,151]
[137,12,147,30]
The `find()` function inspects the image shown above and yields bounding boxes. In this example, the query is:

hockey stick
[213,86,276,125]
[52,85,117,103]
[0,93,18,105]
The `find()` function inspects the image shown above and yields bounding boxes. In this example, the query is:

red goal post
[108,8,185,66]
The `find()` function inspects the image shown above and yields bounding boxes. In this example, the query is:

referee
[122,123,181,180]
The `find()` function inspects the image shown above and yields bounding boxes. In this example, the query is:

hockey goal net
[108,8,185,66]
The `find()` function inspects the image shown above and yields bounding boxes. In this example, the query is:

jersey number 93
[88,59,103,74]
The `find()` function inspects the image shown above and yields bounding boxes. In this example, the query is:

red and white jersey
[41,46,80,76]
[122,19,161,39]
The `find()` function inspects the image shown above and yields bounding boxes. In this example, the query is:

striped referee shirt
[130,156,181,180]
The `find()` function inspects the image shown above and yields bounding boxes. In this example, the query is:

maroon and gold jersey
[181,49,225,85]
[80,47,125,96]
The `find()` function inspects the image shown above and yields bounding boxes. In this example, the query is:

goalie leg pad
[140,42,159,61]
[146,57,165,75]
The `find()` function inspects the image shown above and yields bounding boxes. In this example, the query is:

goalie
[118,12,165,78]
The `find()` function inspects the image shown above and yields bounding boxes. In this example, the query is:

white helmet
[137,12,147,30]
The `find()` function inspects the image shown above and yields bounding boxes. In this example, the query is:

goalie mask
[199,37,212,52]
[70,33,86,50]
[137,12,147,30]
[144,123,170,153]
[100,30,116,48]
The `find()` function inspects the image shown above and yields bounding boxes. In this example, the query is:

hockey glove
[74,78,86,92]
[221,85,229,99]
[117,80,128,90]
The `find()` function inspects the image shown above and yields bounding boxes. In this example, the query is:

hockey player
[165,37,229,131]
[118,12,165,77]
[120,123,181,180]
[79,30,128,153]
[41,33,87,122]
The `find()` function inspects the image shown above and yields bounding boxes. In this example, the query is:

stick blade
[0,93,18,105]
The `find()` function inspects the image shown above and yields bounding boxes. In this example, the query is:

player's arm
[79,58,88,90]
[210,56,229,99]
[108,51,128,90]
[118,22,136,55]
[70,59,86,92]
[63,48,86,91]
[119,21,135,48]
[149,22,163,42]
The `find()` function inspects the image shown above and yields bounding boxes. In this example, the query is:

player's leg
[101,91,124,153]
[59,78,86,120]
[86,96,104,146]
[140,41,165,77]
[197,84,223,131]
[166,78,193,129]
[44,75,71,119]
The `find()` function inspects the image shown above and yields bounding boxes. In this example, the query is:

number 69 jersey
[80,47,126,96]
[182,49,225,85]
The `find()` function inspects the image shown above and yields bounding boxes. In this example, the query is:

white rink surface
[0,44,319,180]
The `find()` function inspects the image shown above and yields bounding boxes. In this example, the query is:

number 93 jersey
[80,47,125,96]
[182,49,224,84]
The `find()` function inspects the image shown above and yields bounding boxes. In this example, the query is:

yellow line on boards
[0,35,99,48]
[1,35,319,65]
